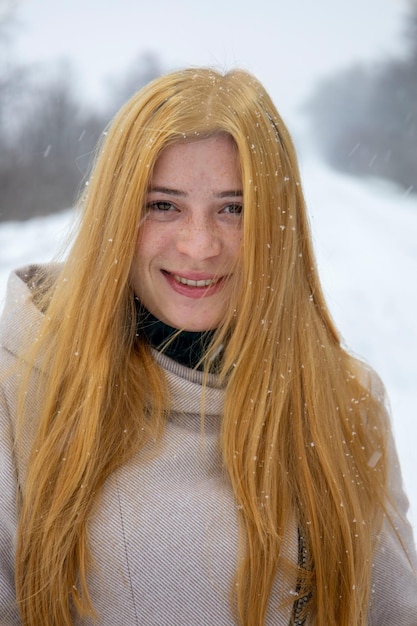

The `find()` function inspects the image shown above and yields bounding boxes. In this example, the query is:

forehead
[157,133,237,160]
[151,134,241,186]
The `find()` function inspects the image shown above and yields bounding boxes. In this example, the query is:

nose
[175,216,222,260]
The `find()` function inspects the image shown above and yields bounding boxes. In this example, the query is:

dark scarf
[135,298,218,371]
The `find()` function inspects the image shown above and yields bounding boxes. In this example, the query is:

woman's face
[130,134,243,331]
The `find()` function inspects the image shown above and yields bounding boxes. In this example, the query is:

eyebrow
[148,186,243,198]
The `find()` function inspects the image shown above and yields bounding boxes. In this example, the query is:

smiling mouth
[170,273,221,288]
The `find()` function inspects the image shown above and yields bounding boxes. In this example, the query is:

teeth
[173,274,219,287]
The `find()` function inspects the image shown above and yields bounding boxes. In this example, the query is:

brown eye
[147,201,175,212]
[222,203,243,215]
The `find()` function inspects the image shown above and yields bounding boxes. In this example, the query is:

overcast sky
[11,0,410,121]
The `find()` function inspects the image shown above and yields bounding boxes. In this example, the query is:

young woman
[0,68,416,626]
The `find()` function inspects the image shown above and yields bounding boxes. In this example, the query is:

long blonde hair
[15,68,388,625]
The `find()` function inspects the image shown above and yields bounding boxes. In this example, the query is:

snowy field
[0,151,416,532]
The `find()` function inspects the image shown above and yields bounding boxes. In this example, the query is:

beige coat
[0,266,416,625]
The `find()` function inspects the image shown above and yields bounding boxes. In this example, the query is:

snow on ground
[1,154,416,531]
[301,155,417,529]
[0,209,75,282]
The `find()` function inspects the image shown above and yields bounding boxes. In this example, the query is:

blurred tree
[304,0,417,195]
[0,0,28,139]
[0,28,164,221]
[0,62,108,220]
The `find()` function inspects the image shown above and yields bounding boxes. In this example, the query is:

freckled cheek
[135,223,171,257]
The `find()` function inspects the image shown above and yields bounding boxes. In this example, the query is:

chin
[173,316,219,333]
[180,322,216,332]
